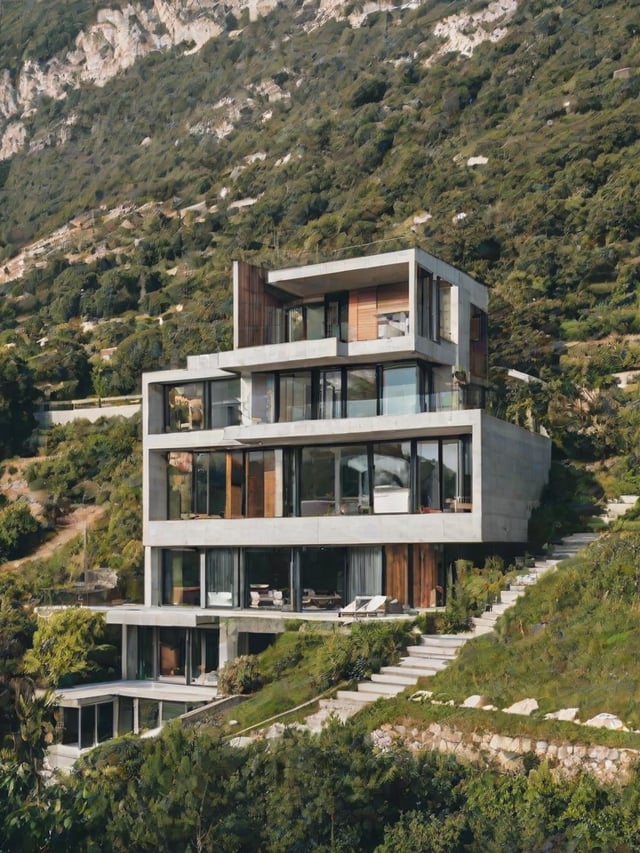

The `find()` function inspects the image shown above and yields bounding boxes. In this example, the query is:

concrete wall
[36,402,140,426]
[479,414,551,541]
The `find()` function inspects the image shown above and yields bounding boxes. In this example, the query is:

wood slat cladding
[236,261,267,348]
[349,288,378,341]
[263,452,276,518]
[226,453,243,518]
[384,544,408,604]
[413,543,437,607]
[377,282,409,314]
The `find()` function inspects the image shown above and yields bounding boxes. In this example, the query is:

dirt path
[1,503,107,572]
[0,458,107,572]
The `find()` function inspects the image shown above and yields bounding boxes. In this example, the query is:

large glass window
[326,293,348,341]
[206,549,234,607]
[306,303,325,339]
[167,452,193,519]
[245,548,290,608]
[372,442,411,513]
[319,369,342,419]
[300,445,369,516]
[252,373,276,424]
[417,441,441,511]
[61,707,79,746]
[346,368,377,418]
[210,378,241,427]
[165,382,204,432]
[297,438,471,517]
[159,628,186,677]
[442,437,472,511]
[97,702,114,743]
[137,627,154,679]
[301,547,345,611]
[382,364,421,416]
[162,550,201,606]
[279,371,312,422]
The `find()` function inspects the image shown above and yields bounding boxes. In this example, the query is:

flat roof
[54,679,218,707]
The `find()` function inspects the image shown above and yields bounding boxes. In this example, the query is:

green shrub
[217,655,262,695]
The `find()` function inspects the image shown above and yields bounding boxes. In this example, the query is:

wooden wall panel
[413,544,437,608]
[236,261,266,348]
[348,288,378,341]
[377,282,409,314]
[263,452,276,518]
[226,453,243,518]
[385,544,408,605]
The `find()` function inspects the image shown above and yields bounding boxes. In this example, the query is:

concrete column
[218,619,240,669]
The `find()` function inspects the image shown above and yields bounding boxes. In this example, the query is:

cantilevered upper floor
[226,247,488,378]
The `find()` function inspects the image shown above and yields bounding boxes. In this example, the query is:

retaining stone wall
[371,722,640,783]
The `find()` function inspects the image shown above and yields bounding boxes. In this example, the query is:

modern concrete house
[106,247,550,683]
[50,247,550,762]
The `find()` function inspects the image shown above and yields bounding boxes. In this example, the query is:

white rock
[467,156,488,166]
[502,698,539,716]
[462,694,489,708]
[545,708,579,722]
[583,713,628,731]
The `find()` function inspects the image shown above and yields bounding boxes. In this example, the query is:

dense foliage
[4,719,640,851]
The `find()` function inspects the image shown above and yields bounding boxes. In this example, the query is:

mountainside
[0,0,639,497]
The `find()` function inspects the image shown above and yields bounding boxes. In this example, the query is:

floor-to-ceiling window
[417,440,441,511]
[162,550,200,606]
[300,445,369,516]
[245,548,291,608]
[301,547,346,610]
[346,368,378,418]
[372,442,411,513]
[205,548,234,607]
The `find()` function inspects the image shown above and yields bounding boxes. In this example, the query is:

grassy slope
[425,532,640,727]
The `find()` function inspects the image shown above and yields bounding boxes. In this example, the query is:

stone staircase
[303,533,599,730]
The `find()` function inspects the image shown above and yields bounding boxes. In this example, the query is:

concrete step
[500,591,521,604]
[398,656,451,670]
[418,634,469,646]
[357,681,406,696]
[407,644,459,659]
[472,622,495,636]
[371,672,418,686]
[380,663,441,678]
[336,690,377,704]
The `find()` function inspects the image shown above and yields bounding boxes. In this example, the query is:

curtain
[348,547,382,600]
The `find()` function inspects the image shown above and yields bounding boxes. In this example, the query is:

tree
[0,502,42,562]
[23,609,117,688]
[0,350,38,457]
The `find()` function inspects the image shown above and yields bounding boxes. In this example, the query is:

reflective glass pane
[301,446,336,515]
[166,382,204,432]
[346,368,377,418]
[382,365,419,415]
[372,442,411,513]
[162,550,200,606]
[167,452,192,519]
[210,378,241,427]
[279,372,312,422]
[417,441,440,511]
[319,369,342,419]
[306,303,325,340]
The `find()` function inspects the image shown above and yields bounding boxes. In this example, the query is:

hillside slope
[0,0,638,501]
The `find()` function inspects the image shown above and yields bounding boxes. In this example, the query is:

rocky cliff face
[0,0,231,159]
[0,0,518,160]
